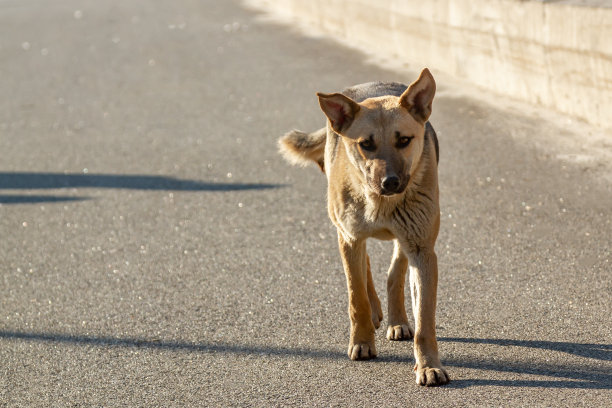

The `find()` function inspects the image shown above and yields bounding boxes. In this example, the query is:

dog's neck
[363,190,403,222]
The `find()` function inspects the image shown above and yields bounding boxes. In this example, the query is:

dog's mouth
[380,189,400,196]
[380,187,406,196]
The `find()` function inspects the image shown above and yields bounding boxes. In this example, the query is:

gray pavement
[1,0,611,406]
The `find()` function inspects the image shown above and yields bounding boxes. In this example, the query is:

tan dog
[279,68,449,386]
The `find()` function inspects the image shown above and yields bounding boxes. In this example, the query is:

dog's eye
[396,136,414,148]
[359,137,376,151]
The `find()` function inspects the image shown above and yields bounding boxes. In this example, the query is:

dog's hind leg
[386,240,414,340]
[365,253,383,329]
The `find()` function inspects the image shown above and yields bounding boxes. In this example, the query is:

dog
[279,68,449,386]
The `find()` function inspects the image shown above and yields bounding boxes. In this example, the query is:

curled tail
[278,127,326,172]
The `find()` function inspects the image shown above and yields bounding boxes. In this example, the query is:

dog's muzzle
[380,175,407,196]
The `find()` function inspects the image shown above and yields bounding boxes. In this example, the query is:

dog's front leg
[407,248,449,386]
[338,233,377,360]
[386,240,413,340]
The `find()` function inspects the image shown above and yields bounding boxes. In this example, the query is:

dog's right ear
[399,68,436,123]
[317,92,361,134]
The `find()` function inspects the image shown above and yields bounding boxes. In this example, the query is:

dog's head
[317,68,435,196]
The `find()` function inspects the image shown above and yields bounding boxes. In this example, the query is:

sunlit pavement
[1,0,610,405]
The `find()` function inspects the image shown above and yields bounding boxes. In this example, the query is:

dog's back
[342,82,408,102]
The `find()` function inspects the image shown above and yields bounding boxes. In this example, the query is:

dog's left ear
[317,92,361,134]
[399,68,436,123]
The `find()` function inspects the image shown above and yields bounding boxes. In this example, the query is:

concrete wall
[247,0,612,129]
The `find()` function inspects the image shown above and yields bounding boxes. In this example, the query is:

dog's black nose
[381,175,400,192]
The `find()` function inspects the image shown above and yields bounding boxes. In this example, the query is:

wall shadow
[0,330,344,360]
[0,172,284,192]
[0,195,90,204]
[1,330,609,389]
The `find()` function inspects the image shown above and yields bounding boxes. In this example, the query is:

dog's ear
[399,68,436,123]
[317,92,361,133]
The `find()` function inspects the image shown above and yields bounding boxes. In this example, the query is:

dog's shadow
[367,336,610,389]
[438,337,611,389]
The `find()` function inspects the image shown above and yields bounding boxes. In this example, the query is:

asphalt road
[1,0,611,406]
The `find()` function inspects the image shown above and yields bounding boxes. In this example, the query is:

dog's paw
[348,342,377,360]
[414,365,450,386]
[386,324,413,341]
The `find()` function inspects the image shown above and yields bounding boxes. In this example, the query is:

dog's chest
[332,193,408,240]
[335,188,436,245]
